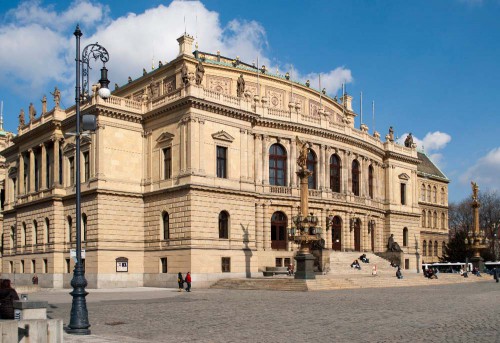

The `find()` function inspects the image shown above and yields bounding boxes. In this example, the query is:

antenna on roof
[319,74,322,107]
[0,100,3,131]
[184,16,186,35]
[360,91,363,127]
[256,56,260,97]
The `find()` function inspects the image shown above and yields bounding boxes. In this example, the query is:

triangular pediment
[81,135,92,145]
[63,143,76,153]
[8,167,17,177]
[211,130,234,143]
[156,132,175,143]
[398,173,410,180]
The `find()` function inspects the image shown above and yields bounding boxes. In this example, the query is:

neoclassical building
[0,34,449,288]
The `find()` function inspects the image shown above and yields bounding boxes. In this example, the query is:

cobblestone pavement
[29,283,500,343]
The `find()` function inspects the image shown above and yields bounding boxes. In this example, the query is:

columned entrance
[354,218,361,251]
[271,211,287,250]
[331,216,342,251]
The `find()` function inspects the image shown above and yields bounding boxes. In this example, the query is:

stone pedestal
[294,253,316,279]
[312,248,331,273]
[470,256,484,271]
[14,300,48,320]
[376,251,404,268]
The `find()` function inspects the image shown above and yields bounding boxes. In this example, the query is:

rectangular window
[221,257,230,273]
[400,183,406,205]
[161,258,168,273]
[66,258,71,273]
[216,146,227,178]
[20,260,24,273]
[32,259,36,273]
[163,147,172,179]
[43,259,48,273]
[275,258,283,267]
[69,157,75,186]
[404,259,410,270]
[9,261,13,273]
[83,151,90,182]
[284,258,291,267]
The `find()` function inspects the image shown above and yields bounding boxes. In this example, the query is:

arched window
[434,240,438,256]
[368,165,374,199]
[441,188,445,205]
[352,160,360,196]
[423,240,427,256]
[22,222,27,246]
[271,211,287,250]
[307,150,317,189]
[433,212,437,228]
[421,184,426,202]
[10,226,15,248]
[428,241,433,257]
[427,185,431,202]
[33,220,38,245]
[82,213,87,242]
[403,227,408,247]
[162,212,170,240]
[329,154,341,193]
[441,213,446,229]
[427,210,432,228]
[44,218,50,244]
[67,216,72,243]
[218,211,229,239]
[422,211,426,227]
[433,186,437,203]
[269,144,287,186]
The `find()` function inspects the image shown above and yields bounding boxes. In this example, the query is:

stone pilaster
[290,138,296,187]
[29,149,35,192]
[18,153,25,194]
[41,143,47,189]
[53,138,60,186]
[254,134,262,184]
[255,203,263,250]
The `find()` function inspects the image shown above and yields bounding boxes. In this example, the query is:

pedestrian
[493,268,499,283]
[396,266,403,279]
[177,272,184,292]
[0,279,19,319]
[32,274,38,285]
[185,272,191,292]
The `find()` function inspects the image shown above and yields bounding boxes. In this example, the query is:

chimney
[177,34,194,57]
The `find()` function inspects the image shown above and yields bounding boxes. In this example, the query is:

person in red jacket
[185,272,191,292]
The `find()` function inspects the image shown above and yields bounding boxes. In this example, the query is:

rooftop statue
[388,126,394,142]
[236,74,245,97]
[50,87,61,108]
[404,133,414,147]
[143,68,147,76]
[181,62,189,86]
[471,181,479,202]
[41,95,47,115]
[195,60,205,85]
[28,102,37,122]
[18,108,25,127]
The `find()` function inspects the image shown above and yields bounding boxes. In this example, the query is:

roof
[417,152,449,182]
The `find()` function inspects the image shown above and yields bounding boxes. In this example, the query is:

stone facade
[0,34,449,288]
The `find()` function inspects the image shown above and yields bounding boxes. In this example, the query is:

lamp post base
[470,256,484,271]
[294,253,316,280]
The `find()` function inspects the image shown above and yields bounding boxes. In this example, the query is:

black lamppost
[67,24,110,335]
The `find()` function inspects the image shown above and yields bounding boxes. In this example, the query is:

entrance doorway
[331,216,342,251]
[354,218,361,251]
[271,211,287,250]
[371,226,375,251]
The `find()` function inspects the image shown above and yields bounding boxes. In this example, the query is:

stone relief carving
[266,86,284,109]
[163,77,176,93]
[207,75,232,95]
[132,90,144,102]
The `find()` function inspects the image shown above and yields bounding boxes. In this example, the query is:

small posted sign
[116,257,129,272]
[70,249,86,263]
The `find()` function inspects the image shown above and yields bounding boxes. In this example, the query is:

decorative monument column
[467,182,489,270]
[289,137,323,279]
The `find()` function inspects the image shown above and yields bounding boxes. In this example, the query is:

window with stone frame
[221,257,230,272]
[307,149,317,189]
[433,186,437,203]
[441,213,446,229]
[433,212,438,228]
[160,257,168,273]
[403,227,408,247]
[422,211,426,227]
[423,240,427,256]
[368,165,374,198]
[269,144,287,186]
[162,212,170,240]
[352,159,360,196]
[163,147,172,179]
[33,220,38,245]
[400,183,406,205]
[428,241,433,257]
[421,184,426,202]
[427,185,431,202]
[22,222,27,246]
[82,213,88,241]
[69,156,75,186]
[67,216,73,243]
[329,154,341,193]
[441,188,445,205]
[216,146,228,178]
[83,151,90,182]
[44,218,50,244]
[434,240,438,256]
[218,211,229,239]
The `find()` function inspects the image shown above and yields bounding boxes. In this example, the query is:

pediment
[8,167,17,177]
[156,132,175,143]
[81,135,92,145]
[398,173,410,180]
[211,130,234,143]
[63,143,76,153]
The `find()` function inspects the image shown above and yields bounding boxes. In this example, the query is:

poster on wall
[116,257,129,272]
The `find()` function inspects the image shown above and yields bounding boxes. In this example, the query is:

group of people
[424,268,438,279]
[0,279,19,319]
[177,272,192,292]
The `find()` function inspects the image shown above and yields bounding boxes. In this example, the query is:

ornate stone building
[0,34,448,288]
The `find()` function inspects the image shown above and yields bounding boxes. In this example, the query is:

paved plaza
[27,281,499,343]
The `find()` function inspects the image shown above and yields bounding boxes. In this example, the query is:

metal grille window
[163,147,171,179]
[221,257,230,272]
[330,154,341,193]
[269,144,287,186]
[216,146,227,178]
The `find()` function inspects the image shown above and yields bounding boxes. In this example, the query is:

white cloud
[397,131,451,152]
[0,0,352,108]
[460,147,500,191]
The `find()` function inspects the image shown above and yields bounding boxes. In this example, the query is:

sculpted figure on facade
[181,62,189,86]
[404,133,414,147]
[41,95,47,114]
[18,109,25,127]
[388,126,394,142]
[387,234,402,252]
[471,181,479,202]
[50,86,61,108]
[296,136,309,170]
[237,74,245,97]
[195,60,205,85]
[28,102,37,121]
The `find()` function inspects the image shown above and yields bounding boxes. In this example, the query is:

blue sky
[0,0,499,202]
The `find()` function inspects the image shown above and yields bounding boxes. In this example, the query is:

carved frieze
[266,86,284,109]
[207,75,232,95]
[163,77,176,93]
[245,81,258,97]
[289,92,306,109]
[132,90,144,102]
[308,100,322,119]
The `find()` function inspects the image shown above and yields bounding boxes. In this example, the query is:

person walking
[32,274,38,285]
[177,272,184,292]
[185,272,192,292]
[0,279,19,319]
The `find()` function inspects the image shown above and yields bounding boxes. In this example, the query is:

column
[343,151,349,194]
[246,131,252,180]
[40,143,47,189]
[262,135,268,185]
[199,119,205,173]
[29,149,35,192]
[254,134,262,184]
[344,212,350,251]
[290,138,296,187]
[255,203,262,249]
[53,138,60,186]
[18,154,25,194]
[262,203,268,250]
[320,208,327,247]
[319,145,324,190]
[240,129,247,180]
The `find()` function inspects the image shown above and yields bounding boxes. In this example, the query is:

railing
[308,189,321,197]
[102,95,142,113]
[203,88,221,101]
[222,93,241,106]
[301,114,320,125]
[270,186,291,194]
[268,108,291,118]
[151,89,182,109]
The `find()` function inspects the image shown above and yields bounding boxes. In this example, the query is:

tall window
[22,222,27,246]
[269,144,287,186]
[368,165,374,198]
[434,240,438,256]
[44,218,50,244]
[433,212,437,228]
[161,258,168,273]
[216,146,227,178]
[352,160,360,196]
[271,211,287,250]
[423,240,427,256]
[441,213,446,229]
[46,149,51,188]
[421,184,426,202]
[307,150,317,189]
[218,211,229,239]
[24,162,28,194]
[69,156,75,186]
[33,220,38,245]
[34,156,39,191]
[441,188,445,205]
[403,227,408,247]
[82,213,87,241]
[427,210,432,228]
[221,257,230,272]
[83,151,90,182]
[422,211,426,227]
[10,226,14,248]
[162,212,169,240]
[400,183,406,205]
[163,147,172,179]
[433,186,437,203]
[428,241,433,257]
[329,154,341,193]
[67,216,72,242]
[427,185,431,202]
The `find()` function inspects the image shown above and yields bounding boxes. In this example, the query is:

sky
[0,0,499,202]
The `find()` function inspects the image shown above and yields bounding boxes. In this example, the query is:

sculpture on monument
[471,181,479,202]
[404,133,414,147]
[236,74,245,97]
[387,234,402,252]
[50,87,61,108]
[181,62,189,86]
[195,60,205,85]
[296,136,309,170]
[41,95,47,115]
[388,126,394,142]
[28,102,37,121]
[18,109,25,127]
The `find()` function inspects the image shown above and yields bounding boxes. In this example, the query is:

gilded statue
[471,181,479,201]
[296,136,309,170]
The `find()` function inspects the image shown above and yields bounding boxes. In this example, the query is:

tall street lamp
[67,24,110,335]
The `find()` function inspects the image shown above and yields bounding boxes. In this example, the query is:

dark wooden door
[354,219,361,251]
[271,212,287,250]
[331,216,342,251]
[371,228,375,251]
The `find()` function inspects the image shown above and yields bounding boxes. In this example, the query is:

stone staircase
[329,251,399,276]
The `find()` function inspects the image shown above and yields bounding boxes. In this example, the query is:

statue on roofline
[296,136,309,170]
[195,60,205,85]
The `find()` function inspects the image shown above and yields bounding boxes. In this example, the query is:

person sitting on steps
[350,260,361,270]
[359,254,370,263]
